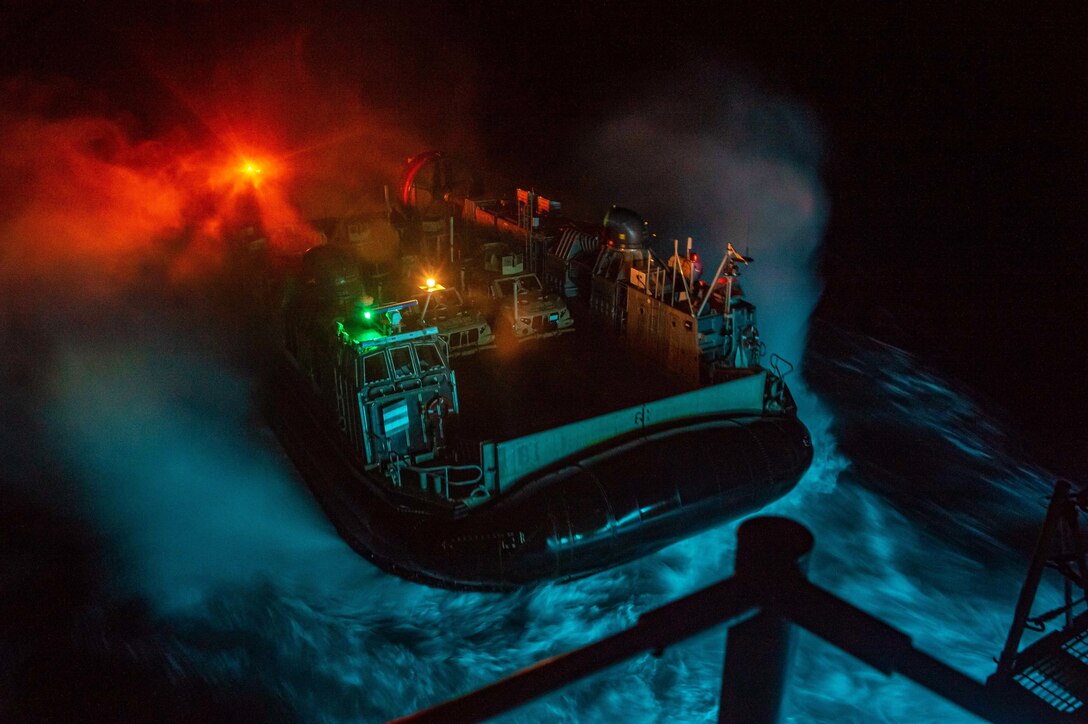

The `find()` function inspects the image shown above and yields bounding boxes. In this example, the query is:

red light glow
[0,98,310,292]
[2,25,434,294]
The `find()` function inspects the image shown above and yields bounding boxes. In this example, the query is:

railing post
[994,479,1071,679]
[719,517,814,724]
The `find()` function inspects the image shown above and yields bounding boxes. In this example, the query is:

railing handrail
[392,516,1071,724]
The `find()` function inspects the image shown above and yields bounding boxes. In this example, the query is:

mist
[571,64,838,492]
[0,13,468,614]
[576,66,826,367]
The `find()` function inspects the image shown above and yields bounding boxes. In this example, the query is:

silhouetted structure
[396,503,1084,722]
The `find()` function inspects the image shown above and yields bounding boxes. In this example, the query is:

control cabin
[330,317,458,474]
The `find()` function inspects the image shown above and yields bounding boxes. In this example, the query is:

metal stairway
[989,480,1088,717]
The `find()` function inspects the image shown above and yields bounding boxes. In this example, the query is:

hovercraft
[254,162,813,590]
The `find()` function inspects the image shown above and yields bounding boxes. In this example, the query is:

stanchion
[719,517,814,723]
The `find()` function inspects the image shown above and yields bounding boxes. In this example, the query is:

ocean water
[3,294,1067,723]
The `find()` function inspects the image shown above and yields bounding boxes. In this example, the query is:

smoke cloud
[577,67,827,370]
[0,82,347,609]
[0,16,491,716]
[0,11,472,613]
[574,65,837,494]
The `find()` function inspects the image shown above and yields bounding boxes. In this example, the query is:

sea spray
[38,298,349,611]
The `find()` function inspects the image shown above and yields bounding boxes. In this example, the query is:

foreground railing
[393,516,1071,723]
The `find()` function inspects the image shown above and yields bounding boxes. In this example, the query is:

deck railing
[393,516,1072,724]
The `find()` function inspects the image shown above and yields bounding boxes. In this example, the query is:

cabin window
[363,352,391,385]
[415,343,444,372]
[390,345,416,379]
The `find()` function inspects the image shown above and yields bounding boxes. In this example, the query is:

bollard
[719,517,814,724]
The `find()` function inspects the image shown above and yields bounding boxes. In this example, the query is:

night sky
[1,2,1086,718]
